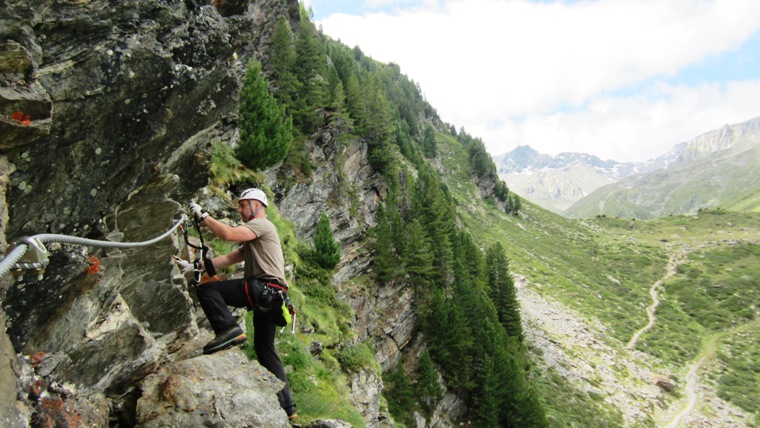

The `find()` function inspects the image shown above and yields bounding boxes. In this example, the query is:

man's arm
[202,216,257,242]
[210,247,245,270]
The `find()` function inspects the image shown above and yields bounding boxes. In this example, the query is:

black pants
[195,279,295,413]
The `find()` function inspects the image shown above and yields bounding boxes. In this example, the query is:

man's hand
[187,201,209,222]
[172,255,195,274]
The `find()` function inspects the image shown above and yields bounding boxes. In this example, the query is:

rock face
[2,0,299,238]
[0,0,302,426]
[136,350,289,427]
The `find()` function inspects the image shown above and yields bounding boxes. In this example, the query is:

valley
[513,216,759,427]
[445,130,760,426]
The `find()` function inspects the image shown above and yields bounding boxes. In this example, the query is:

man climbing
[172,188,297,420]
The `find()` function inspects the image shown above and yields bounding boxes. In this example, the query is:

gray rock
[306,419,354,428]
[0,310,31,428]
[136,349,289,427]
[348,369,382,428]
[0,0,301,425]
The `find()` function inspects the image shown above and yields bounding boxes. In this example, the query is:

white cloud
[474,80,760,161]
[317,0,760,161]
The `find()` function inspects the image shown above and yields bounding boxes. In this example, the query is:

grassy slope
[438,132,760,425]
[577,214,760,423]
[599,211,760,424]
[565,145,760,219]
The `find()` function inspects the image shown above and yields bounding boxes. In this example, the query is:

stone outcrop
[1,0,298,238]
[136,350,289,427]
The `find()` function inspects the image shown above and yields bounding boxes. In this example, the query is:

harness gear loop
[179,216,215,286]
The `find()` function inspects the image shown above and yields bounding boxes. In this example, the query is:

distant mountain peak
[564,116,760,219]
[494,116,760,215]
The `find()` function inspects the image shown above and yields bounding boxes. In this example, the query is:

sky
[303,0,760,162]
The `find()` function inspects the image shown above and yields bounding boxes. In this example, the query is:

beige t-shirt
[240,218,287,286]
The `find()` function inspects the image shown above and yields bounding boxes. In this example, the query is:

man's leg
[195,279,248,354]
[253,309,296,417]
[195,279,247,333]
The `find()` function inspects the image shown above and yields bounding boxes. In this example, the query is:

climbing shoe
[286,404,298,422]
[202,326,246,355]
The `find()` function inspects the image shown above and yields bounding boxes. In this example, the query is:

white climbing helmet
[238,188,268,207]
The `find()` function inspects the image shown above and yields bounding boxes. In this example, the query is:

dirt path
[664,347,714,428]
[661,319,759,427]
[626,251,682,350]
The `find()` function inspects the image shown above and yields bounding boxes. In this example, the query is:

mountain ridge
[565,115,760,218]
[494,115,760,216]
[493,145,674,213]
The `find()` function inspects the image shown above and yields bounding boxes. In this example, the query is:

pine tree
[383,364,416,426]
[270,17,299,106]
[511,194,522,215]
[362,74,395,142]
[293,14,327,133]
[474,355,500,426]
[422,125,438,158]
[312,212,341,269]
[486,242,524,341]
[345,73,364,129]
[416,349,443,416]
[453,231,485,289]
[236,60,292,170]
[404,219,435,294]
[436,287,475,390]
[325,66,352,128]
[412,166,454,285]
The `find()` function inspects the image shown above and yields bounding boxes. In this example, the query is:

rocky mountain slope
[564,116,760,219]
[0,1,465,426]
[0,1,320,426]
[493,145,679,213]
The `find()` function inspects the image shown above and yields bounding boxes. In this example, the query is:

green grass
[275,333,366,427]
[713,324,760,423]
[637,299,704,366]
[535,367,630,428]
[724,182,760,212]
[336,341,379,374]
[209,141,266,188]
[656,241,759,335]
[243,282,365,426]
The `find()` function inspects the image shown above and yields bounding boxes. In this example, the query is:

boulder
[136,349,289,427]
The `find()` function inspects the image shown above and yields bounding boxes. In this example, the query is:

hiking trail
[625,250,683,350]
[664,344,713,428]
[661,320,758,427]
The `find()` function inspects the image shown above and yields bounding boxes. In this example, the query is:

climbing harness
[0,215,187,282]
[179,215,217,285]
[242,279,297,334]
